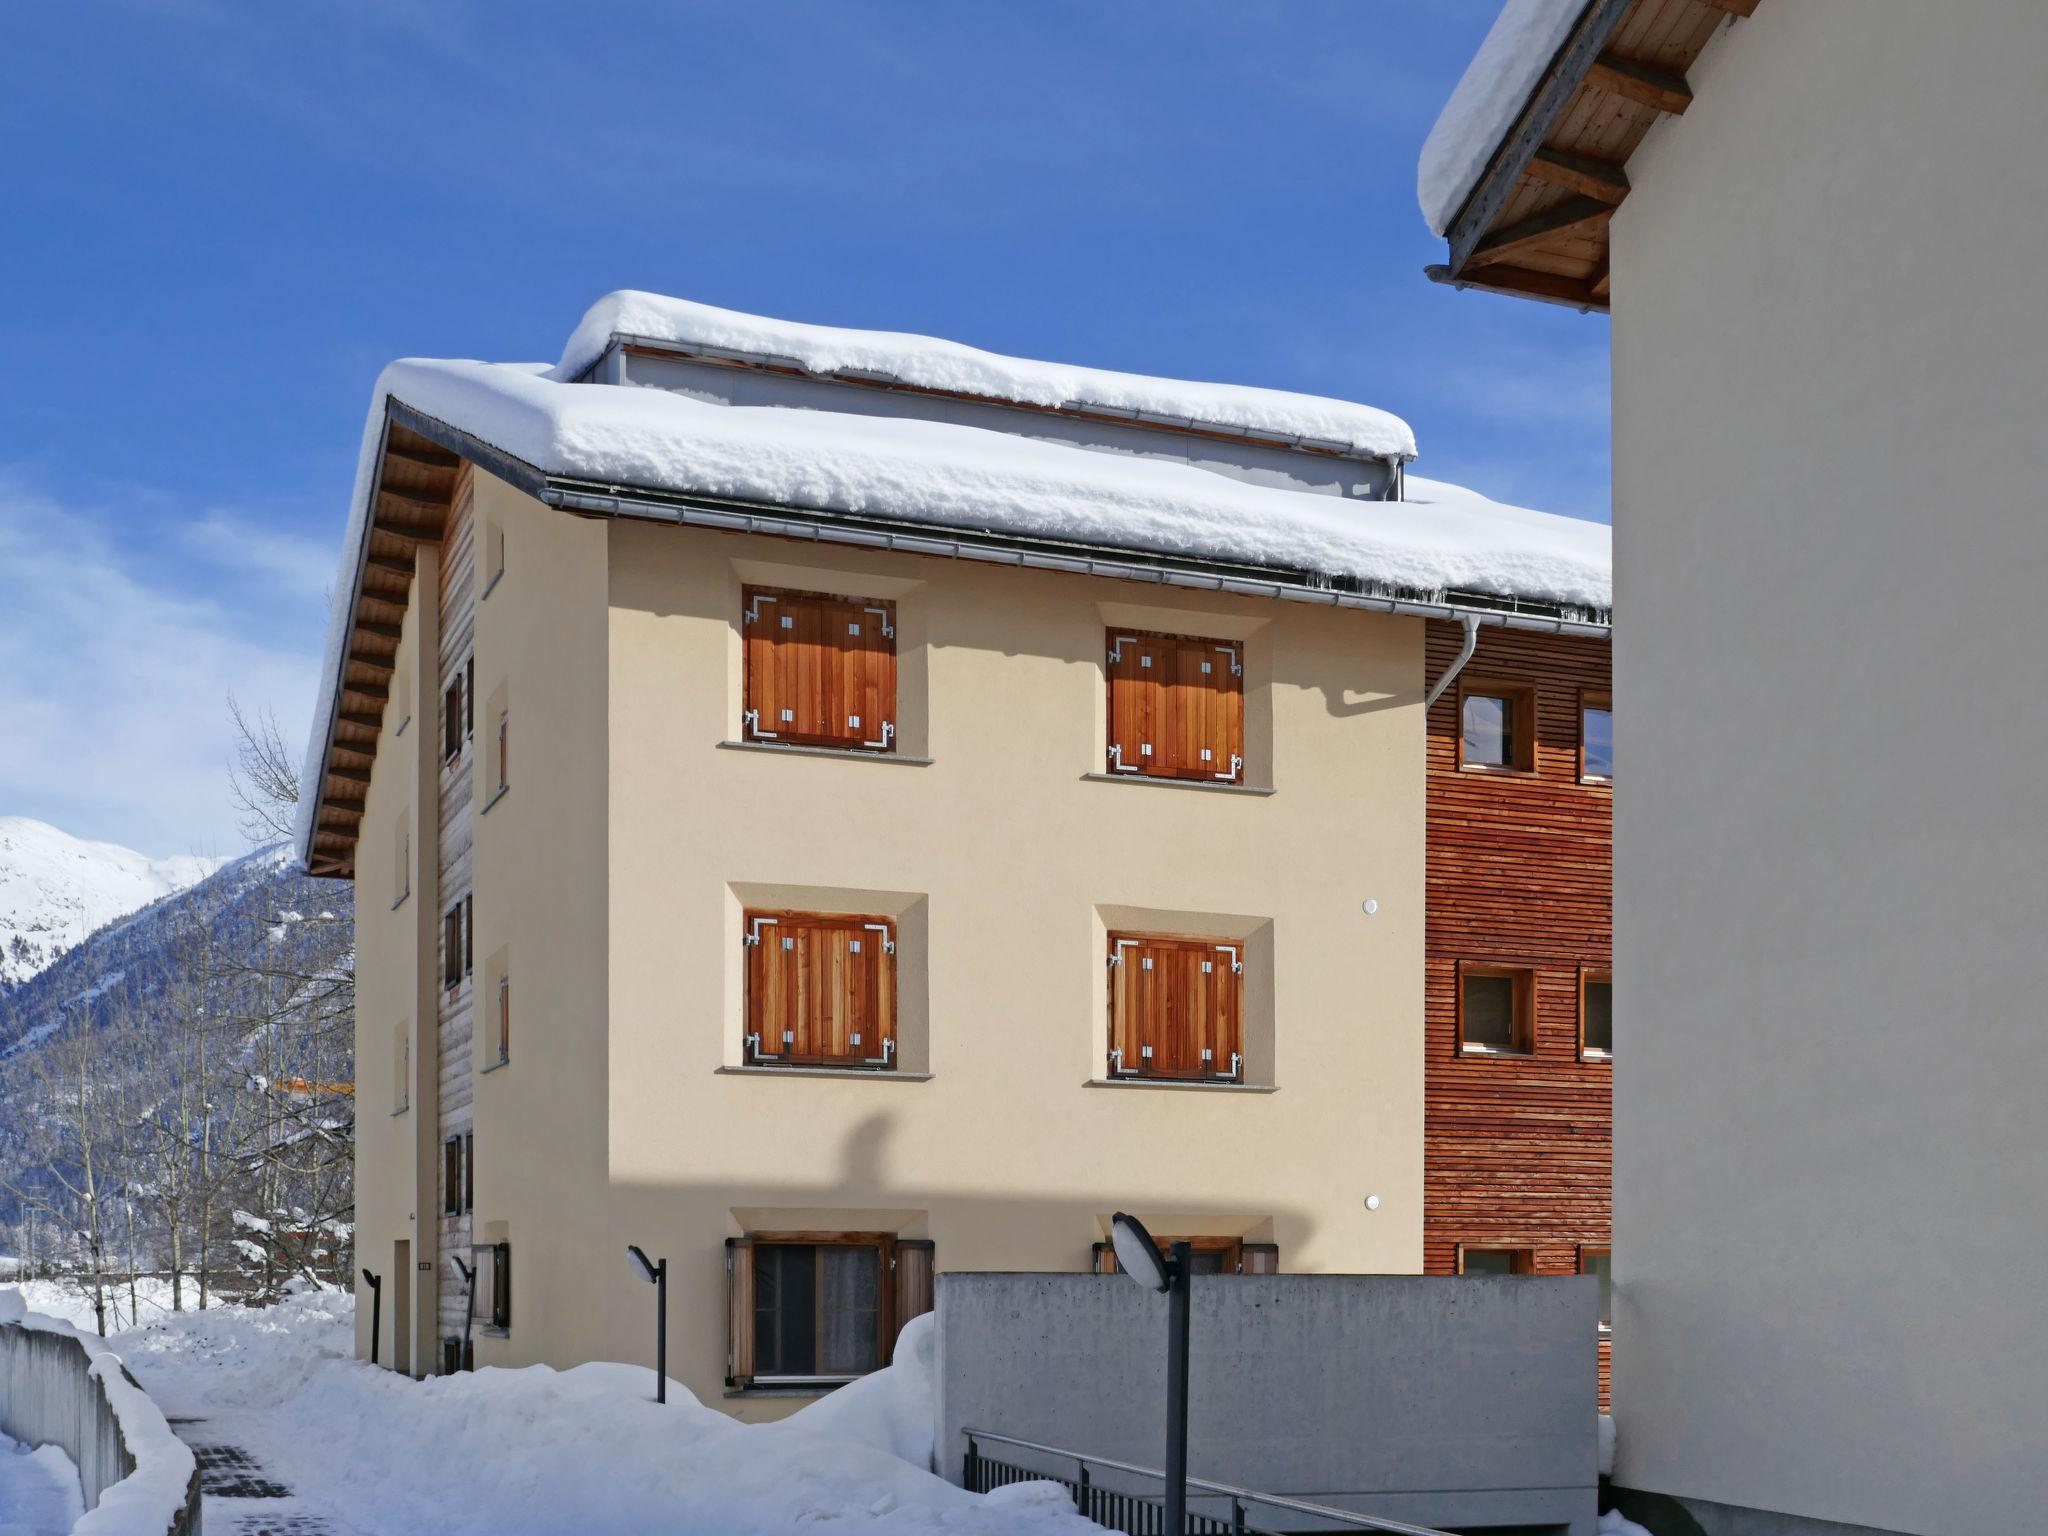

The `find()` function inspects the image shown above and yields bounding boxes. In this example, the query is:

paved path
[165,1417,349,1536]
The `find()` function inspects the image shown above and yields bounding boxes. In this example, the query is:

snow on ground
[553,291,1419,459]
[1598,1511,1652,1536]
[1418,0,1589,236]
[0,1434,83,1536]
[79,1287,1092,1535]
[3,1277,184,1335]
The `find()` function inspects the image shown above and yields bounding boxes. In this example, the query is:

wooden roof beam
[385,442,460,471]
[1590,260,1612,302]
[340,711,384,730]
[1526,147,1631,205]
[347,649,396,674]
[1694,0,1757,14]
[342,680,390,702]
[354,619,404,641]
[1465,195,1616,269]
[1587,53,1693,116]
[368,554,416,577]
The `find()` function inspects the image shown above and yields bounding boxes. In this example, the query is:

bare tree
[226,693,301,846]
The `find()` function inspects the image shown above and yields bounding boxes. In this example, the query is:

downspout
[1424,612,1482,709]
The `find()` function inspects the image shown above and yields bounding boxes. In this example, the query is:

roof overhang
[300,399,1608,880]
[1428,0,1759,311]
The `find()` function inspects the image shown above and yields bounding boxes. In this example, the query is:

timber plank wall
[1424,619,1612,1402]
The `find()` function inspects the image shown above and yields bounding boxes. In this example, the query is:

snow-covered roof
[557,291,1419,461]
[295,297,1611,866]
[1419,0,1592,237]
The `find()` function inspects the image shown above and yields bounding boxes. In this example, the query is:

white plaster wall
[1608,5,2048,1532]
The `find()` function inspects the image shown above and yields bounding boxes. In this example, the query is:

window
[1458,1246,1535,1276]
[465,656,475,740]
[744,911,897,1069]
[495,973,511,1065]
[393,1019,410,1112]
[1580,691,1613,782]
[470,1242,509,1331]
[464,896,473,980]
[1105,630,1244,783]
[442,900,468,991]
[1107,932,1244,1081]
[725,1234,930,1389]
[1093,1237,1276,1275]
[1581,969,1613,1059]
[1459,682,1535,772]
[444,672,465,763]
[462,1132,474,1213]
[1580,1246,1612,1331]
[1459,963,1534,1056]
[442,1137,463,1217]
[742,586,897,752]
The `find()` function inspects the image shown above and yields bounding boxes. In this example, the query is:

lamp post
[1111,1212,1192,1535]
[361,1269,382,1367]
[628,1244,668,1404]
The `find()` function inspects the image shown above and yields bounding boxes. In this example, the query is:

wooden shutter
[1241,1243,1279,1275]
[726,1237,755,1387]
[742,587,897,752]
[891,1239,935,1359]
[1108,932,1244,1080]
[442,1138,462,1216]
[462,1132,474,1213]
[1092,1241,1119,1275]
[745,911,897,1068]
[1106,630,1243,783]
[491,1244,511,1329]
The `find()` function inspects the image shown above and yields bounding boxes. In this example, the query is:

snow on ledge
[555,291,1419,461]
[1419,0,1593,237]
[0,1288,198,1536]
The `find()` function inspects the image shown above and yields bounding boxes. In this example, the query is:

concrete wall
[1609,4,2048,1533]
[932,1273,1597,1534]
[0,1320,200,1533]
[599,516,1428,1416]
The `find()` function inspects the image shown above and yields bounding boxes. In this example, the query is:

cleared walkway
[166,1417,347,1536]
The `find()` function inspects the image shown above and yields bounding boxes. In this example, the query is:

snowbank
[106,1290,1095,1534]
[0,1432,85,1536]
[1418,0,1591,236]
[554,291,1418,459]
[0,1289,199,1536]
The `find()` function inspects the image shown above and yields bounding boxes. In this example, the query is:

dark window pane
[443,910,462,989]
[754,1244,816,1377]
[1185,1249,1228,1276]
[1584,980,1614,1053]
[1583,1250,1613,1324]
[1463,1249,1521,1276]
[819,1246,880,1375]
[1583,706,1614,778]
[1463,974,1518,1049]
[1463,693,1514,766]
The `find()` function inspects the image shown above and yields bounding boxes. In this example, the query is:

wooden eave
[1428,0,1760,312]
[303,420,460,879]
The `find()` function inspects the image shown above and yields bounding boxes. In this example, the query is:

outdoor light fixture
[1109,1212,1193,1533]
[627,1244,668,1404]
[361,1269,382,1367]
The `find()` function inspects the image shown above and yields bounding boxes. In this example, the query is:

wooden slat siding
[745,911,896,1067]
[1105,630,1243,782]
[742,587,896,750]
[1424,618,1612,1406]
[435,465,477,1350]
[1108,933,1243,1081]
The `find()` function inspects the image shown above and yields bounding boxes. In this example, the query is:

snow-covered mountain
[0,817,222,990]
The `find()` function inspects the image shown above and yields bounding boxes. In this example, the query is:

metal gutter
[1424,613,1483,708]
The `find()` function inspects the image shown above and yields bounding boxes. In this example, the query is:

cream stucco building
[299,294,1610,1414]
[1422,3,2048,1533]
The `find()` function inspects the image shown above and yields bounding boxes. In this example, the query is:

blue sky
[0,0,1608,857]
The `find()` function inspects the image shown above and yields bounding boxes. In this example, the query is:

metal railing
[963,1429,1456,1536]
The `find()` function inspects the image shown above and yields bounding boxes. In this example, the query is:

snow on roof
[294,302,1610,863]
[556,290,1420,461]
[1419,0,1592,237]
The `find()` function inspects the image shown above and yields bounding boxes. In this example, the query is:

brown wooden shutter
[1106,630,1242,783]
[492,1243,511,1329]
[743,587,896,751]
[463,1133,474,1213]
[1107,932,1243,1081]
[746,911,896,1067]
[1241,1243,1279,1275]
[442,1138,462,1216]
[726,1237,755,1387]
[890,1239,935,1361]
[1092,1241,1120,1275]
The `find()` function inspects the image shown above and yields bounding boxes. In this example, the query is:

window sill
[1579,776,1613,789]
[723,1385,839,1400]
[480,1056,510,1076]
[717,740,932,766]
[1080,773,1274,797]
[715,1065,933,1082]
[1581,1048,1613,1064]
[480,784,510,816]
[1457,762,1538,778]
[1085,1077,1278,1094]
[1458,1045,1535,1060]
[480,1326,509,1339]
